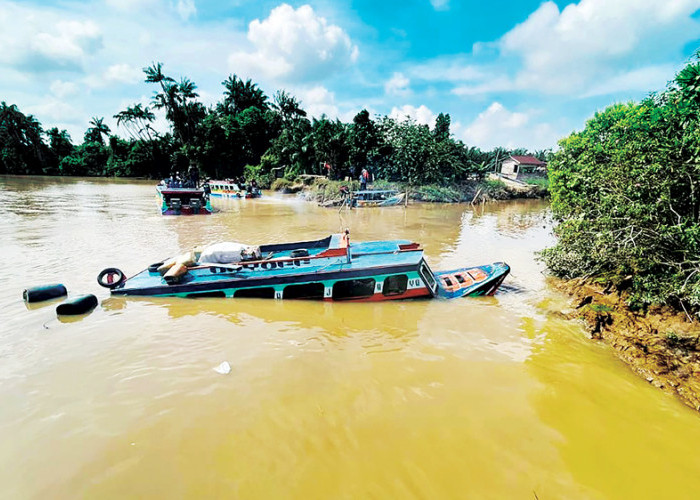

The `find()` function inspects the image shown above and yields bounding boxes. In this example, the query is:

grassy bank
[271,176,548,204]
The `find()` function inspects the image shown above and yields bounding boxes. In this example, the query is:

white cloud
[499,0,700,95]
[429,0,450,11]
[407,59,484,82]
[103,63,142,84]
[50,80,80,99]
[229,4,358,82]
[389,104,436,126]
[105,0,159,10]
[0,5,103,73]
[291,85,368,122]
[297,85,340,118]
[461,102,559,150]
[25,98,84,124]
[176,0,196,21]
[385,72,410,95]
[452,77,514,96]
[582,64,677,97]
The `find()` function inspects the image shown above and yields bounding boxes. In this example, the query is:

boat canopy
[353,190,398,195]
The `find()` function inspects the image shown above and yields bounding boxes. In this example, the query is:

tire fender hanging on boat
[97,268,126,288]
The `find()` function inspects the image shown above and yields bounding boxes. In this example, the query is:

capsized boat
[97,233,510,301]
[207,179,261,199]
[156,185,213,215]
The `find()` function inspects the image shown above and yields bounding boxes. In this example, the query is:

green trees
[0,63,545,183]
[0,102,48,174]
[542,57,700,311]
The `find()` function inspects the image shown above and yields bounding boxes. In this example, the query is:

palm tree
[272,90,306,122]
[86,116,110,144]
[143,63,206,149]
[220,75,269,115]
[114,104,155,142]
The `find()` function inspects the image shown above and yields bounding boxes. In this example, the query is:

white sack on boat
[198,242,261,264]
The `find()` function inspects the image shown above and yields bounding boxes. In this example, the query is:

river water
[1,175,699,499]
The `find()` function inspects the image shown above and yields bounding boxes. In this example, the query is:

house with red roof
[500,155,547,181]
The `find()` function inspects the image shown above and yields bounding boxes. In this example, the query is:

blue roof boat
[97,233,509,302]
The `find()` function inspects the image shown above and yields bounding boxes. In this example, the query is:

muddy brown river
[2,176,700,498]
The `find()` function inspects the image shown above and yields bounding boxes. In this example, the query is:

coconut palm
[272,90,306,122]
[85,116,110,144]
[220,75,269,115]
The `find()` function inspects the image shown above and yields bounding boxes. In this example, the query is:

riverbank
[554,278,700,412]
[270,175,548,204]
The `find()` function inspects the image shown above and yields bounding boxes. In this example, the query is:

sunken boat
[97,233,510,302]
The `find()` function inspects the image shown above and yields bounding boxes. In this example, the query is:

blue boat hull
[433,263,511,298]
[102,235,509,302]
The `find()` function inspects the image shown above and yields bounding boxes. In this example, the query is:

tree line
[0,62,548,185]
[542,54,700,312]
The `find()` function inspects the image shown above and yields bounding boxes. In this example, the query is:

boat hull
[355,193,405,207]
[105,235,509,302]
[433,263,510,298]
[111,260,433,302]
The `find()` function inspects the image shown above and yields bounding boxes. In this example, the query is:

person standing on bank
[360,167,369,191]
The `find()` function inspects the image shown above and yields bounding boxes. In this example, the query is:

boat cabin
[157,187,212,215]
[352,189,399,201]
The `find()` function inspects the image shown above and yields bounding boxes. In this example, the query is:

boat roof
[157,187,205,195]
[353,189,399,194]
[115,235,425,294]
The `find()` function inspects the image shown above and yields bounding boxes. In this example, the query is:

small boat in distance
[352,189,405,207]
[97,232,510,302]
[207,179,262,199]
[320,189,405,208]
[156,185,213,215]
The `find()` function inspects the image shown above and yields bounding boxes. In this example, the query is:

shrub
[540,59,700,313]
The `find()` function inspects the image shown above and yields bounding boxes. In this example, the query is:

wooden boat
[352,190,405,207]
[97,233,510,302]
[156,185,213,215]
[207,179,261,199]
[320,189,405,208]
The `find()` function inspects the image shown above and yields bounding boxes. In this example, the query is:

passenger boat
[207,179,261,199]
[352,190,405,207]
[156,185,213,215]
[97,233,510,302]
[320,189,405,208]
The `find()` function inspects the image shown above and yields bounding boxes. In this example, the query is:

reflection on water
[1,175,700,499]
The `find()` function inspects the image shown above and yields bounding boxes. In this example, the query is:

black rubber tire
[148,262,164,273]
[97,268,126,289]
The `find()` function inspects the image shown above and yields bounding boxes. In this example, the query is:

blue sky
[1,0,699,150]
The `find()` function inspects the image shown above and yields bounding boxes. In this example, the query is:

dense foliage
[542,57,700,311]
[0,63,547,184]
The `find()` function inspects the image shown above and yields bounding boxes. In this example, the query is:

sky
[1,0,699,150]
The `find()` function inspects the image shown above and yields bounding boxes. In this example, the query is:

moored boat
[156,185,213,215]
[320,189,405,208]
[97,233,510,302]
[352,189,404,207]
[207,179,261,199]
